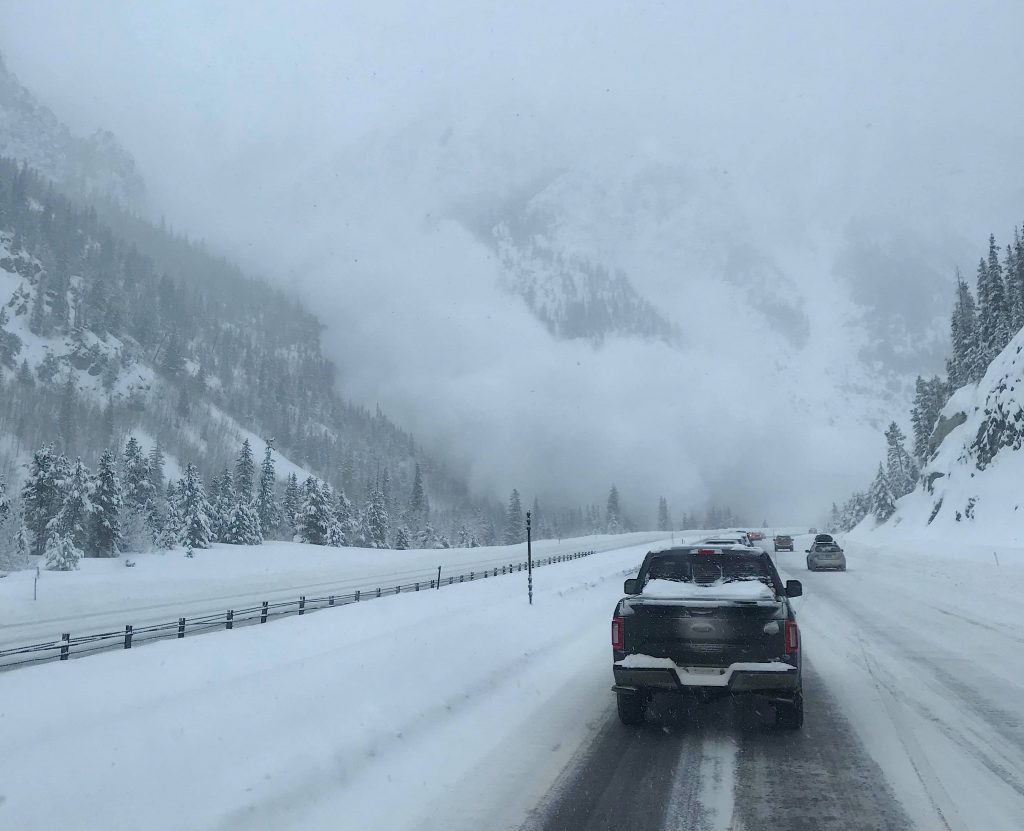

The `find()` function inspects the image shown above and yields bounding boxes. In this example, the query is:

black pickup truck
[611,545,804,728]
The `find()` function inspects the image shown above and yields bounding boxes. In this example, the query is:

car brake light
[784,620,799,654]
[612,617,624,650]
[697,548,718,555]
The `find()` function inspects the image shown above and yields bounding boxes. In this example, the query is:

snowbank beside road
[0,541,651,831]
[0,532,667,651]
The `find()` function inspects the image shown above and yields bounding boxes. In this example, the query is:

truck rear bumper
[613,661,799,694]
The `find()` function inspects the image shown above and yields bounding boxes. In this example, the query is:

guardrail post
[178,617,186,638]
[355,590,360,602]
[415,582,419,591]
[396,584,401,594]
[261,601,269,623]
[459,574,464,583]
[60,633,70,660]
[376,587,381,598]
[226,610,234,630]
[470,571,474,580]
[299,596,306,615]
[329,595,335,606]
[124,625,133,649]
[449,576,453,585]
[430,580,435,589]
[494,568,498,577]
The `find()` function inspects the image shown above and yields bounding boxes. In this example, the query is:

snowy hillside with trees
[830,226,1024,542]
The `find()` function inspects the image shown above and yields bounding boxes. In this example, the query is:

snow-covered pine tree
[48,457,92,555]
[148,442,166,493]
[210,467,234,543]
[255,441,280,538]
[21,444,61,556]
[326,515,346,547]
[606,485,621,534]
[333,488,355,545]
[827,502,841,532]
[657,496,671,532]
[364,487,389,549]
[1006,229,1024,333]
[153,488,180,550]
[884,422,918,498]
[234,439,256,504]
[0,473,8,527]
[45,529,81,571]
[503,489,524,544]
[394,525,411,550]
[121,437,154,512]
[89,450,122,557]
[868,464,896,522]
[416,522,439,549]
[298,477,332,546]
[283,473,301,538]
[947,271,984,387]
[531,497,545,539]
[224,501,263,546]
[456,524,476,548]
[408,463,428,531]
[381,469,392,514]
[0,505,30,572]
[976,242,1010,364]
[988,233,1014,351]
[1007,229,1024,333]
[177,464,214,550]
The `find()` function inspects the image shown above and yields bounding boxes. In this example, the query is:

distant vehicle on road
[748,531,765,542]
[611,545,804,728]
[808,527,818,534]
[773,534,794,552]
[701,532,753,547]
[806,538,846,571]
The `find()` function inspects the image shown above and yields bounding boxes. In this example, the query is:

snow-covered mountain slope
[867,327,1024,543]
[0,51,145,210]
[0,161,487,533]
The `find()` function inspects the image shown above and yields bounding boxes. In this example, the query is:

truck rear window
[646,551,775,587]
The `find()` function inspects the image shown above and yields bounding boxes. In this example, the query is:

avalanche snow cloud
[3,1,1024,520]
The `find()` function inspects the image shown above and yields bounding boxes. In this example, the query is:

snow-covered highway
[528,534,1024,831]
[1,533,1022,830]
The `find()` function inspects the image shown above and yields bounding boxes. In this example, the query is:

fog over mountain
[3,0,1022,522]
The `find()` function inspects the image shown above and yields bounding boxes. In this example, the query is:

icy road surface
[1,534,1022,830]
[528,534,1024,831]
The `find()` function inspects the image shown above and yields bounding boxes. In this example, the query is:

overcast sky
[2,1,1023,523]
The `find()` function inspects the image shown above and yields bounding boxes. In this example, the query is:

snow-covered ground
[0,538,658,831]
[0,532,669,653]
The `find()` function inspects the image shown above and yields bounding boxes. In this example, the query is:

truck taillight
[612,617,624,650]
[784,620,799,654]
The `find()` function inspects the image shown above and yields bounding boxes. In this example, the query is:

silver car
[806,541,846,571]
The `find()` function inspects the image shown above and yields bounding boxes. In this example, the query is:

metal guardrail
[0,550,597,672]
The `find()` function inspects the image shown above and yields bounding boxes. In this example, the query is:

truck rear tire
[617,692,646,725]
[775,693,804,730]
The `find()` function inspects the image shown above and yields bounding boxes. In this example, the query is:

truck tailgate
[622,598,786,666]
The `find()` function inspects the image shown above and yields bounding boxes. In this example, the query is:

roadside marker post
[527,511,533,606]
